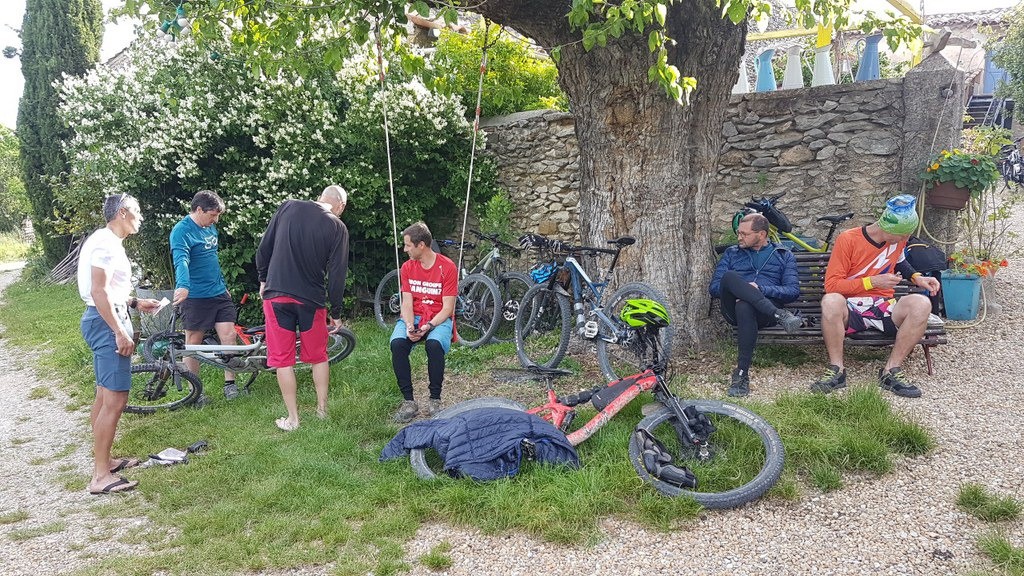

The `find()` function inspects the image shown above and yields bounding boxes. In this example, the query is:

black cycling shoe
[879,367,922,398]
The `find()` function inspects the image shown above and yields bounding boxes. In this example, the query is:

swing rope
[455,21,501,276]
[374,21,403,284]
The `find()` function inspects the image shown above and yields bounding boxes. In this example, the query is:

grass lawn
[0,231,31,263]
[0,279,934,575]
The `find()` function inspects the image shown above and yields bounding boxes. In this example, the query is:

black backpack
[905,236,947,273]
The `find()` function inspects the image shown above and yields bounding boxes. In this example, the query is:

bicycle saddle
[816,212,854,224]
[242,325,265,335]
[607,236,636,247]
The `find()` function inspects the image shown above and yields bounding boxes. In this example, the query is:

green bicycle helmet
[620,299,670,328]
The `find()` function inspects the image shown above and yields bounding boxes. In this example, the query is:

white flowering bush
[57,36,498,294]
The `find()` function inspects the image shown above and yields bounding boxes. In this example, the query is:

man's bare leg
[276,366,299,430]
[820,293,849,368]
[89,388,134,492]
[311,361,329,419]
[887,294,931,370]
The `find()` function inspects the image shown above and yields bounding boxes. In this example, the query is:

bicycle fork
[664,397,717,461]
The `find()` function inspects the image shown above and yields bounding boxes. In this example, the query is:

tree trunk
[477,1,746,350]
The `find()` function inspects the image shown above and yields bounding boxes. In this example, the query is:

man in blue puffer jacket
[710,213,801,397]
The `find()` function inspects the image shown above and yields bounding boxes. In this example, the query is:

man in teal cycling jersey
[170,190,239,400]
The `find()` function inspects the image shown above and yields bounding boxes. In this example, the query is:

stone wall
[713,79,904,240]
[479,55,964,243]
[479,111,580,237]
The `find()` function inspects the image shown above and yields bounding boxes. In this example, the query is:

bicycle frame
[563,256,620,341]
[526,366,709,455]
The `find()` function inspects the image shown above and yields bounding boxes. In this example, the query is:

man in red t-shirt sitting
[389,222,458,423]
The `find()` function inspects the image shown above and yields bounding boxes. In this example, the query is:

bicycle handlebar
[438,239,476,250]
[469,229,522,256]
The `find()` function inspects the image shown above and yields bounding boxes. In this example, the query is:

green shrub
[57,36,501,299]
[428,22,567,117]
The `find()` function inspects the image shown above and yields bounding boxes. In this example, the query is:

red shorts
[262,296,328,368]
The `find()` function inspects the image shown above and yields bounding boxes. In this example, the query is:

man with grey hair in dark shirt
[256,185,349,431]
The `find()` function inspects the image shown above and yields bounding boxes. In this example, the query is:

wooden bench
[719,251,948,375]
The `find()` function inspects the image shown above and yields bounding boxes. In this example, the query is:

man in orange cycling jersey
[810,195,940,398]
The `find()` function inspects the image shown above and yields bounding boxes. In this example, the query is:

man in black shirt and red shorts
[256,185,349,431]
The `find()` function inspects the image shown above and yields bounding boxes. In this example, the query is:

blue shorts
[390,316,453,354]
[81,306,132,392]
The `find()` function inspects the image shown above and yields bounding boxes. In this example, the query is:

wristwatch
[129,297,138,309]
[425,321,435,331]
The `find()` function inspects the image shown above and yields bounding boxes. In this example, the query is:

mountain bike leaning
[410,300,785,509]
[999,136,1024,187]
[130,304,356,414]
[720,192,853,253]
[514,233,674,382]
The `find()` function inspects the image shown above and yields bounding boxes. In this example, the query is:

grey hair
[103,193,136,222]
[321,185,347,206]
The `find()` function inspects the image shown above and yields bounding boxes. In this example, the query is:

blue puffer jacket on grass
[380,407,579,481]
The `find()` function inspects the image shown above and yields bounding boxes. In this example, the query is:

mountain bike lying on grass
[410,300,784,509]
[131,303,356,414]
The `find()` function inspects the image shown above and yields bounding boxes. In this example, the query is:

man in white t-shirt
[78,193,161,495]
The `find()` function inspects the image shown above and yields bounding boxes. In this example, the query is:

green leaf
[550,46,561,64]
[413,1,430,17]
[654,4,667,26]
[726,1,747,24]
[582,28,597,51]
[648,30,660,52]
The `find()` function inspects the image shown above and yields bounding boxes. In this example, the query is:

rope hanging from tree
[376,18,502,279]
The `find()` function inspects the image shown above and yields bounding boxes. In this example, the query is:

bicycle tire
[629,400,784,509]
[595,282,676,382]
[123,362,203,414]
[493,271,533,342]
[514,283,572,369]
[373,269,402,331]
[409,397,527,480]
[455,273,501,348]
[325,327,357,364]
[140,329,181,363]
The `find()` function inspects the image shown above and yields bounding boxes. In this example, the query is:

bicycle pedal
[582,321,599,339]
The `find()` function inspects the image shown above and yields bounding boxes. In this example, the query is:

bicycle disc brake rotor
[387,294,401,314]
[502,298,520,321]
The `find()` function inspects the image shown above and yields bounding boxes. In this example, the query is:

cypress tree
[17,0,103,263]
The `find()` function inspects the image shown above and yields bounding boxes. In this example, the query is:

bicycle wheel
[454,273,501,348]
[325,328,356,364]
[493,271,532,342]
[595,282,676,382]
[629,400,784,509]
[514,283,571,369]
[409,397,527,480]
[140,329,183,363]
[123,362,203,415]
[373,269,401,331]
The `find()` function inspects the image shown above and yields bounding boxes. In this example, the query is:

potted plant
[920,148,1000,210]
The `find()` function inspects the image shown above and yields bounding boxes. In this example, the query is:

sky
[0,0,1021,130]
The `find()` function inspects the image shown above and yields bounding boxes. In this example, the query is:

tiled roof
[925,8,1012,27]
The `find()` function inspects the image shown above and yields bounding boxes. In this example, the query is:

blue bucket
[941,272,981,320]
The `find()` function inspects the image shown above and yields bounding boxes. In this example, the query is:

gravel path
[2,202,1023,575]
[0,270,152,575]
